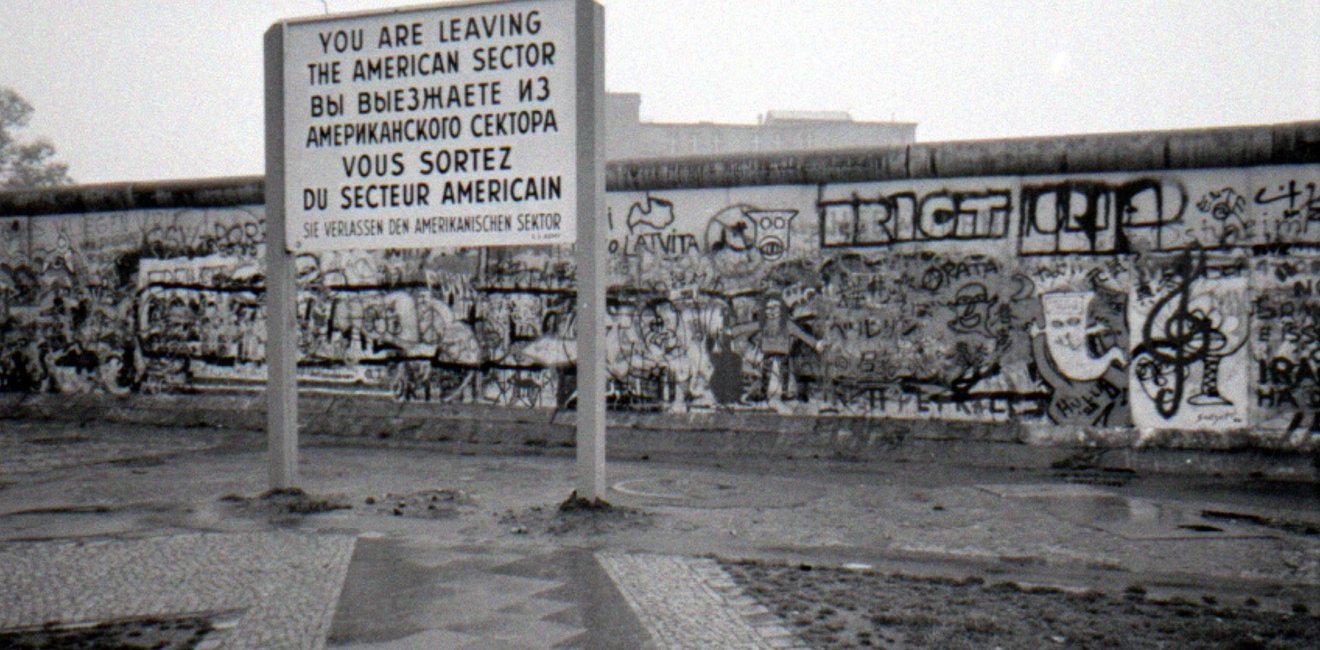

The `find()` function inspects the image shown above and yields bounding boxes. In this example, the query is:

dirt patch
[1050,450,1136,487]
[721,560,1320,649]
[107,456,167,469]
[1053,467,1136,488]
[558,491,613,512]
[0,613,221,650]
[362,488,474,519]
[25,436,91,446]
[5,505,114,516]
[498,494,652,536]
[220,488,351,517]
[1203,510,1320,537]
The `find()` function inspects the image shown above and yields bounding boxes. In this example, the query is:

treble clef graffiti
[1132,251,1247,419]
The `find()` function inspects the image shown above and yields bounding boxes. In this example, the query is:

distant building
[605,92,917,160]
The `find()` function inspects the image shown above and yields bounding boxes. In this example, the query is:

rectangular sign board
[281,0,580,251]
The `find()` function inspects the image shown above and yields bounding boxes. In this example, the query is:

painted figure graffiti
[662,289,728,410]
[1037,292,1125,382]
[729,293,824,414]
[1029,290,1128,426]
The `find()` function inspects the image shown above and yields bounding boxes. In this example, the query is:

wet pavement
[1,419,1319,648]
[327,541,652,649]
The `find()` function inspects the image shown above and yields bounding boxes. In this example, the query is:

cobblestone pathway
[0,532,355,649]
[597,552,809,650]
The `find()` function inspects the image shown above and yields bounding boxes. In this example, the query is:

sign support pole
[264,24,299,490]
[574,0,606,501]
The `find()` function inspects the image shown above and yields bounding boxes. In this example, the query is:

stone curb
[7,394,1318,480]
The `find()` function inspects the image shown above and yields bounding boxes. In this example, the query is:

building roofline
[630,119,919,130]
[609,120,1320,191]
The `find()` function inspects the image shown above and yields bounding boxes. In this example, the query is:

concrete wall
[3,123,1320,462]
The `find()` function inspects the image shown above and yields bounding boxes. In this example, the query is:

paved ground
[1,419,1319,648]
[598,552,802,649]
[0,532,353,649]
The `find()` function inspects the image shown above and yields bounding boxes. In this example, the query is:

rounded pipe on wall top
[1,121,1317,216]
[0,176,265,217]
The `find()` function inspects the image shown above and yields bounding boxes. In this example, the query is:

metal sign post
[263,0,604,494]
[572,0,605,500]
[264,25,299,489]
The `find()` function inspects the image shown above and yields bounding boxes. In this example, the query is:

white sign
[281,0,578,251]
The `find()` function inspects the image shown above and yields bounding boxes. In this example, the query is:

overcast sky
[1,0,1316,184]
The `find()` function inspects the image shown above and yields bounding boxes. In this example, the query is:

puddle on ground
[978,484,1273,541]
[611,474,825,509]
[0,501,277,540]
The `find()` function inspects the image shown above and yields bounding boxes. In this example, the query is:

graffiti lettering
[820,189,1010,248]
[1019,179,1185,255]
[1256,180,1320,222]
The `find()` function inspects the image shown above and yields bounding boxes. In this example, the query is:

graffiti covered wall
[605,166,1320,441]
[2,163,1318,444]
[0,205,578,409]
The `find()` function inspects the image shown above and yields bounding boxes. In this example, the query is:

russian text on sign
[281,0,580,251]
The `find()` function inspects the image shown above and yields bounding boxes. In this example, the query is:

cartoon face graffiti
[705,205,760,276]
[1038,291,1125,381]
[704,205,798,273]
[947,282,999,338]
[706,206,756,250]
[749,210,796,261]
[1042,292,1087,350]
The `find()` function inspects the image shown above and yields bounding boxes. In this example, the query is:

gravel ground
[721,560,1320,649]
